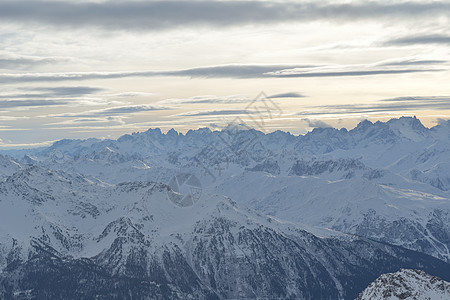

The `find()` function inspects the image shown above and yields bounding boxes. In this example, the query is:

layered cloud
[178,109,262,117]
[0,55,59,70]
[158,95,260,105]
[0,86,106,99]
[296,96,450,117]
[0,86,110,109]
[0,1,449,31]
[0,60,445,84]
[385,34,450,46]
[267,61,445,78]
[269,92,305,99]
[52,105,171,118]
[0,65,306,83]
[168,95,450,121]
[0,100,68,109]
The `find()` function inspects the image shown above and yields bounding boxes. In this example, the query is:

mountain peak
[355,119,373,128]
[166,128,180,137]
[387,116,425,128]
[186,127,212,136]
[143,128,163,137]
[357,269,450,300]
[386,116,428,141]
[349,117,429,143]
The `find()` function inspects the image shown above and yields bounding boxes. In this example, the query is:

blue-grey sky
[1,0,450,148]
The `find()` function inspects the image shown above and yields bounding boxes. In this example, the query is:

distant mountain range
[1,117,450,299]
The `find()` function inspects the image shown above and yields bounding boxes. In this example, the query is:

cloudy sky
[1,0,450,148]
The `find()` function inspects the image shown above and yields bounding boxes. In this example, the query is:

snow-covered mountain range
[1,165,449,299]
[1,117,450,298]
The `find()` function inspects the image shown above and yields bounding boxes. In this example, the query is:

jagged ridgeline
[1,117,450,299]
[357,269,450,300]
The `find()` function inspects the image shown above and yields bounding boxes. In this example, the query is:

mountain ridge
[1,164,450,299]
[1,117,449,263]
[1,116,450,298]
[356,269,450,300]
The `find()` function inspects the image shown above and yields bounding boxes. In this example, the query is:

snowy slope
[356,269,450,300]
[1,166,450,299]
[1,117,449,262]
[211,168,450,262]
[0,116,449,284]
[0,155,21,181]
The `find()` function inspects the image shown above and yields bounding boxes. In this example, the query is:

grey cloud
[0,86,106,99]
[0,71,151,84]
[180,109,261,117]
[0,56,58,70]
[296,96,450,116]
[0,63,443,84]
[272,69,442,78]
[158,95,253,105]
[0,100,68,108]
[46,116,126,128]
[385,34,450,46]
[98,105,168,115]
[269,92,305,98]
[26,86,106,96]
[0,1,449,30]
[379,96,450,102]
[378,59,448,67]
[0,65,307,83]
[55,105,171,118]
[304,119,332,128]
[73,118,106,123]
[110,92,153,98]
[164,65,313,79]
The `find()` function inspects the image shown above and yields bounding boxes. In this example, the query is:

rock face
[356,269,450,300]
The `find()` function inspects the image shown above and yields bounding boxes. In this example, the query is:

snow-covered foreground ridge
[1,116,450,298]
[356,269,450,300]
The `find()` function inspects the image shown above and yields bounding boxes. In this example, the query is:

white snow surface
[1,117,450,263]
